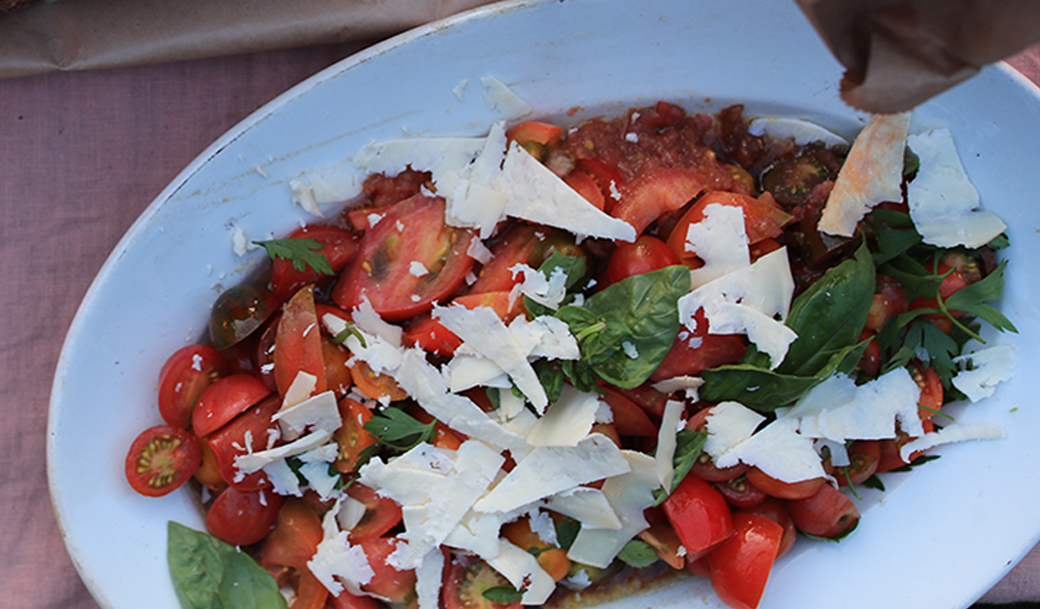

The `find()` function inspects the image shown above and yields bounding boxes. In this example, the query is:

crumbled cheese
[480,75,532,121]
[409,261,430,278]
[273,389,341,440]
[651,376,703,401]
[351,297,403,348]
[290,179,324,218]
[231,227,259,257]
[308,531,374,597]
[414,549,446,609]
[510,263,569,311]
[952,343,1016,402]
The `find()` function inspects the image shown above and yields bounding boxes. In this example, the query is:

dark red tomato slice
[334,398,377,474]
[786,483,860,539]
[613,168,707,235]
[830,440,880,487]
[467,222,542,294]
[744,467,824,501]
[565,169,606,210]
[261,499,328,609]
[598,386,658,437]
[191,374,272,437]
[125,424,202,497]
[597,380,670,420]
[605,236,681,285]
[332,193,476,322]
[665,190,793,265]
[714,474,767,508]
[158,344,227,429]
[209,283,279,350]
[205,485,284,546]
[271,225,360,303]
[651,326,747,382]
[574,158,626,214]
[358,537,418,608]
[274,285,328,399]
[707,513,783,609]
[443,556,521,609]
[739,497,797,558]
[345,482,404,544]
[662,473,734,561]
[207,394,280,490]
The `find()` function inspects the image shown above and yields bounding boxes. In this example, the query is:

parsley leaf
[363,407,436,452]
[254,238,335,276]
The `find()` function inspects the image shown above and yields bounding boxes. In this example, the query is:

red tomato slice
[564,170,606,210]
[345,482,404,544]
[323,335,355,398]
[350,359,409,402]
[713,474,767,509]
[597,386,657,437]
[358,537,418,608]
[574,158,626,213]
[911,360,944,419]
[191,374,272,437]
[334,398,377,474]
[707,513,783,609]
[744,467,824,501]
[274,285,328,399]
[507,121,564,148]
[271,225,360,303]
[125,424,201,497]
[650,313,747,382]
[403,314,464,357]
[205,485,284,546]
[786,483,860,539]
[261,499,328,609]
[332,193,476,322]
[157,344,227,429]
[612,168,707,235]
[830,440,880,487]
[443,556,521,609]
[605,235,681,285]
[467,222,560,295]
[665,190,793,265]
[597,380,670,420]
[207,394,280,490]
[662,474,734,561]
[739,497,797,558]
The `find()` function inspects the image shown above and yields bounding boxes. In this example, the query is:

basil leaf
[556,518,581,550]
[778,242,875,377]
[167,521,286,609]
[524,252,588,318]
[556,265,690,389]
[617,539,659,568]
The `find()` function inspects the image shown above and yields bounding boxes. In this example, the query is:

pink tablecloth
[2,38,1039,609]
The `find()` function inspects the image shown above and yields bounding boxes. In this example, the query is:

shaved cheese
[480,75,532,121]
[685,203,750,288]
[716,416,825,483]
[352,296,403,347]
[703,402,766,460]
[235,428,335,475]
[488,539,556,605]
[308,532,374,597]
[273,389,340,439]
[819,112,911,236]
[952,344,1016,402]
[526,385,602,447]
[541,487,622,530]
[414,549,446,609]
[748,116,849,147]
[899,423,1006,463]
[655,400,684,489]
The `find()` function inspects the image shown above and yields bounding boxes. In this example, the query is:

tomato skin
[328,591,379,609]
[573,158,626,213]
[910,262,971,318]
[830,440,880,487]
[745,467,824,501]
[191,374,272,437]
[125,424,202,497]
[786,483,860,539]
[443,556,521,609]
[683,407,750,482]
[323,335,355,398]
[707,513,783,609]
[261,499,328,609]
[911,361,943,419]
[613,168,707,235]
[333,193,476,322]
[274,285,328,399]
[345,483,404,544]
[665,190,792,266]
[662,474,734,560]
[597,386,658,437]
[209,283,279,350]
[206,486,284,546]
[334,398,377,474]
[713,474,767,508]
[157,344,227,429]
[358,537,417,607]
[565,169,606,210]
[271,225,359,303]
[739,497,797,558]
[207,394,280,490]
[864,281,909,333]
[605,236,681,284]
[651,322,746,382]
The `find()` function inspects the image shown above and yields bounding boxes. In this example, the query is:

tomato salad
[126,101,1015,609]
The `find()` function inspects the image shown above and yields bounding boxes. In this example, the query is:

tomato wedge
[157,344,226,429]
[665,190,793,265]
[261,499,329,609]
[786,483,860,539]
[744,467,825,500]
[334,398,377,474]
[271,225,359,303]
[345,483,404,544]
[662,474,734,561]
[207,394,280,490]
[205,485,284,546]
[274,285,328,399]
[332,193,476,322]
[191,374,272,437]
[612,168,707,235]
[125,425,201,497]
[358,537,418,608]
[707,513,783,609]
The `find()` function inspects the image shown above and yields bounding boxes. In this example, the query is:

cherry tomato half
[744,467,824,501]
[125,425,201,497]
[443,556,520,609]
[261,499,329,609]
[271,225,359,303]
[358,537,418,608]
[207,394,280,490]
[786,483,860,539]
[707,513,783,609]
[206,486,284,546]
[662,474,734,561]
[208,283,279,350]
[274,285,328,399]
[191,373,272,438]
[605,236,681,285]
[613,168,707,235]
[157,344,227,429]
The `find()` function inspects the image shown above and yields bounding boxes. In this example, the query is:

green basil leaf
[778,242,875,377]
[524,252,588,318]
[168,521,286,609]
[364,407,437,452]
[617,539,659,568]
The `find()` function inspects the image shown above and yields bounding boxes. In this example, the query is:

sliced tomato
[684,407,750,482]
[707,513,783,609]
[573,158,626,213]
[501,514,572,581]
[597,380,670,420]
[403,314,464,357]
[358,537,417,608]
[911,360,944,419]
[191,374,272,437]
[328,591,379,609]
[564,169,606,210]
[910,260,971,319]
[345,483,404,544]
[662,474,734,561]
[713,474,767,508]
[208,283,279,350]
[637,506,686,570]
[443,556,521,609]
[864,278,909,333]
[739,497,797,558]
[323,335,355,398]
[507,121,564,160]
[744,467,824,501]
[650,314,747,382]
[598,386,658,437]
[453,290,524,322]
[274,285,328,399]
[612,168,707,235]
[332,193,476,322]
[157,344,227,429]
[205,486,284,546]
[261,499,328,609]
[786,483,860,539]
[271,225,360,303]
[125,424,201,497]
[334,398,377,474]
[605,236,681,285]
[830,440,880,488]
[207,394,280,490]
[193,440,227,492]
[350,359,409,402]
[665,190,793,265]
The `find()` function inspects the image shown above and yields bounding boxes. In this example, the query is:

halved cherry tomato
[573,158,626,213]
[665,190,792,266]
[564,170,606,210]
[876,419,936,473]
[334,398,377,474]
[605,236,681,285]
[443,556,520,609]
[864,278,909,333]
[206,486,284,546]
[707,513,783,609]
[261,499,328,609]
[910,260,971,319]
[191,374,272,437]
[507,121,564,160]
[125,424,201,497]
[332,193,476,322]
[739,497,797,558]
[207,394,280,490]
[501,515,572,581]
[612,168,707,235]
[637,507,686,570]
[350,359,409,402]
[786,483,860,539]
[193,440,227,492]
[358,537,417,608]
[683,407,750,482]
[323,336,355,398]
[744,467,825,501]
[597,386,657,437]
[651,309,747,382]
[208,283,279,350]
[830,440,880,487]
[274,285,328,399]
[271,225,359,303]
[453,290,524,323]
[713,474,767,508]
[662,474,734,561]
[345,482,404,544]
[597,380,670,420]
[157,344,226,429]
[911,361,943,419]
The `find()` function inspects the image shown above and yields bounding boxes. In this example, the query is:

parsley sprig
[363,407,437,452]
[253,238,335,275]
